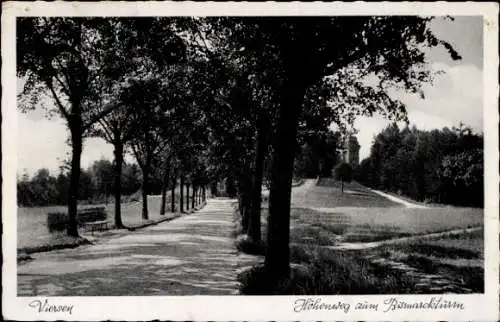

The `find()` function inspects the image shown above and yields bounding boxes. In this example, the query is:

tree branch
[52,57,72,96]
[96,118,115,143]
[131,142,145,169]
[82,103,118,131]
[47,81,71,120]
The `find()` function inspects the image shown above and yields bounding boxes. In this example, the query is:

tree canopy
[17,16,465,278]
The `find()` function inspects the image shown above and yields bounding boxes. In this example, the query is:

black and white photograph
[2,2,498,321]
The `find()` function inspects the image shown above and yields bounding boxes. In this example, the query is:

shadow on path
[18,198,257,296]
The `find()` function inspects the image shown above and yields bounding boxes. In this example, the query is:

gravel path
[370,189,430,208]
[325,226,483,250]
[18,198,258,296]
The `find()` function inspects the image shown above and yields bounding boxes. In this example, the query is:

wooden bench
[47,207,108,233]
[83,220,112,235]
[77,207,107,223]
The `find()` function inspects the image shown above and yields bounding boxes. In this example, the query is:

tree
[86,18,186,227]
[78,168,96,201]
[357,122,483,206]
[18,17,187,235]
[439,149,483,207]
[89,159,114,203]
[125,78,170,220]
[185,20,282,243]
[125,64,190,219]
[154,150,173,215]
[295,129,341,178]
[121,163,141,195]
[90,95,136,227]
[333,162,353,193]
[216,16,461,278]
[55,171,70,204]
[17,18,124,236]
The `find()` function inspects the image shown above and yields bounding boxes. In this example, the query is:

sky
[355,16,483,159]
[16,16,483,176]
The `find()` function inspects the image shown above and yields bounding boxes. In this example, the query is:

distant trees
[17,169,58,207]
[294,130,342,178]
[439,149,483,206]
[88,159,114,203]
[17,161,142,207]
[357,123,483,207]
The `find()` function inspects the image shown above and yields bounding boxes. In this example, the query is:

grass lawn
[238,178,484,294]
[309,178,403,208]
[414,229,484,255]
[257,178,483,245]
[240,244,417,295]
[239,222,484,294]
[256,205,483,246]
[308,207,482,242]
[17,192,190,250]
[363,229,484,292]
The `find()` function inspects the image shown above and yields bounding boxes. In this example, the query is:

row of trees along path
[17,17,461,279]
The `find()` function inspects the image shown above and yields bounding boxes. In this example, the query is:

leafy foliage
[334,163,353,183]
[17,16,467,274]
[357,123,483,207]
[17,161,141,207]
[295,130,342,178]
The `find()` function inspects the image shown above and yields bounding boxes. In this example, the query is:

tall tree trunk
[265,80,305,278]
[160,170,169,215]
[226,176,236,198]
[113,141,124,228]
[192,186,196,209]
[238,173,251,233]
[141,165,149,219]
[186,183,190,210]
[313,141,321,178]
[171,175,176,213]
[191,185,195,208]
[193,186,196,208]
[180,175,184,213]
[248,116,268,242]
[202,185,206,202]
[160,186,167,215]
[211,181,218,197]
[67,124,82,237]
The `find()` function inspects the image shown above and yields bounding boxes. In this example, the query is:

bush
[238,264,312,295]
[333,162,353,183]
[235,234,266,255]
[47,212,68,232]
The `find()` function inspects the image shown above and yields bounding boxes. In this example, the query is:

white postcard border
[2,2,499,321]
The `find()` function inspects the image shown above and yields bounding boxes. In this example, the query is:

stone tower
[336,135,359,166]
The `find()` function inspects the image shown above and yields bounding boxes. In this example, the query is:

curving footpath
[370,189,430,208]
[18,198,259,296]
